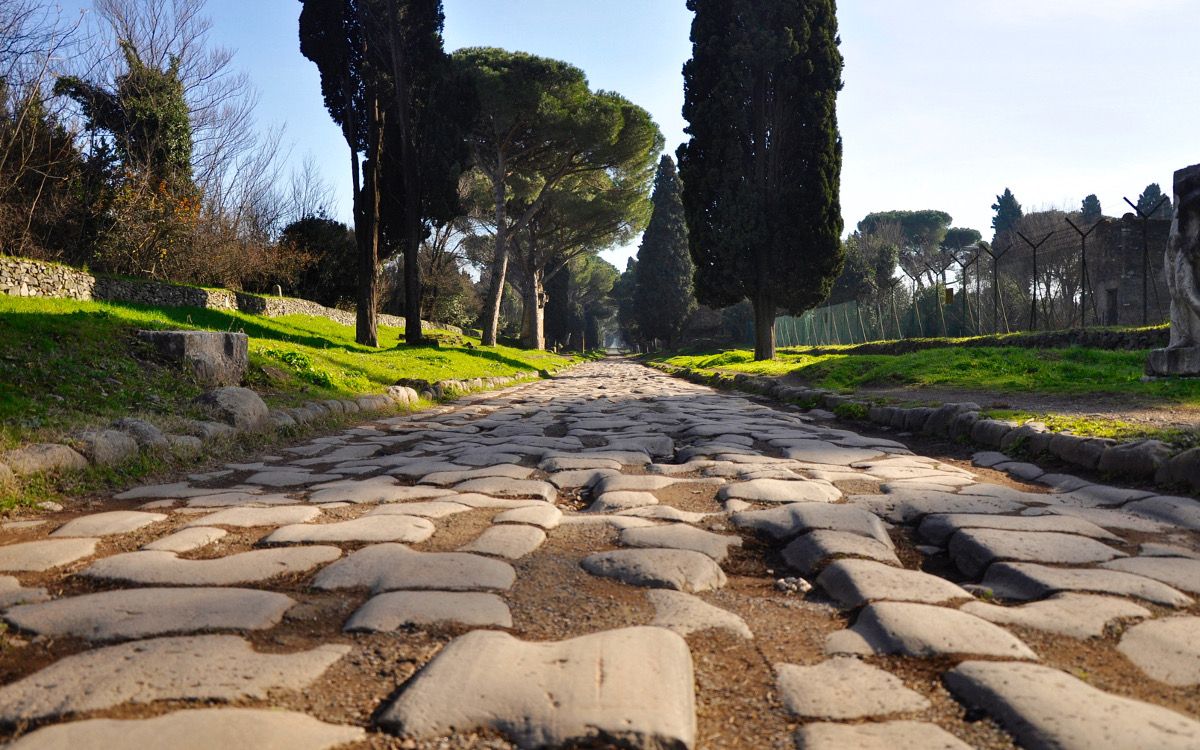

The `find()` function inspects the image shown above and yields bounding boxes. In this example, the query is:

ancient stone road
[1,359,1199,749]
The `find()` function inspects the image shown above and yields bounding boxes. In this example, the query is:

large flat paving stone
[1125,495,1200,531]
[420,465,534,485]
[944,660,1200,750]
[50,511,165,537]
[346,591,512,631]
[782,530,900,576]
[794,720,970,750]
[0,635,349,723]
[645,589,752,639]
[616,506,714,524]
[367,500,471,519]
[494,504,562,529]
[1101,556,1200,594]
[5,708,365,750]
[82,547,341,586]
[581,548,727,593]
[0,576,48,608]
[981,562,1193,608]
[776,657,930,719]
[3,588,294,641]
[816,559,972,609]
[949,528,1126,578]
[0,539,98,572]
[717,478,841,504]
[1117,616,1200,686]
[309,476,455,504]
[961,593,1151,639]
[264,515,435,544]
[378,626,696,749]
[454,477,557,502]
[312,543,515,593]
[185,505,321,528]
[826,601,1037,659]
[849,491,1027,524]
[588,491,659,513]
[142,526,226,552]
[459,524,546,559]
[592,474,680,494]
[731,502,892,545]
[245,470,341,487]
[917,512,1122,545]
[780,443,883,465]
[620,524,742,562]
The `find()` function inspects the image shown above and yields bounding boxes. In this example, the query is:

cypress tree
[991,188,1023,236]
[1081,194,1102,222]
[634,155,696,347]
[678,0,845,361]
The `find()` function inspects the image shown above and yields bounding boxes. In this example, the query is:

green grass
[653,346,1200,405]
[0,295,572,454]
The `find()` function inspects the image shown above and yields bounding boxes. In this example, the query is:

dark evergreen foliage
[678,0,845,360]
[1136,183,1172,219]
[1081,194,1103,222]
[991,188,1023,236]
[634,155,696,347]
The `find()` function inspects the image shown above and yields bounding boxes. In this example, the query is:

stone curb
[648,362,1200,494]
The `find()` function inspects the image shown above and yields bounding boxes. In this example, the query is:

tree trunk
[355,96,383,348]
[752,291,776,361]
[385,0,423,344]
[520,269,546,350]
[481,168,507,346]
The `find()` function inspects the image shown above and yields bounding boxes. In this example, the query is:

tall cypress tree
[634,155,696,347]
[1081,194,1103,222]
[678,0,845,360]
[991,188,1023,237]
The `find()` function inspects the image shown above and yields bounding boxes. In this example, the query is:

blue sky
[56,0,1200,269]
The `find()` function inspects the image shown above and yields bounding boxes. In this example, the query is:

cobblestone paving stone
[1,359,1198,748]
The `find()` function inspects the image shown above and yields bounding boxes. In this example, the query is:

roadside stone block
[2,443,88,477]
[138,330,248,386]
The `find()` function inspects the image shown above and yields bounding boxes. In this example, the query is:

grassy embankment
[0,295,577,508]
[652,342,1200,446]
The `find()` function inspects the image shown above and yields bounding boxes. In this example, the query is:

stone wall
[0,255,458,333]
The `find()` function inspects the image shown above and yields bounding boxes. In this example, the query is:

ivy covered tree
[1081,193,1103,222]
[678,0,845,360]
[634,155,696,348]
[991,188,1023,237]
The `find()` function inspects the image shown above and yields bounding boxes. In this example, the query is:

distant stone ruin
[1147,163,1200,376]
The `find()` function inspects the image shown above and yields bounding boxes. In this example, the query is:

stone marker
[0,635,349,723]
[1117,616,1200,686]
[312,544,515,593]
[645,589,752,639]
[345,591,513,631]
[0,539,98,572]
[82,547,341,586]
[816,559,971,609]
[794,720,971,750]
[961,592,1150,639]
[775,657,929,719]
[5,708,365,750]
[378,627,696,749]
[581,548,727,593]
[620,524,742,562]
[3,588,295,641]
[826,601,1037,659]
[459,525,546,559]
[945,660,1200,750]
[137,330,249,387]
[265,515,435,544]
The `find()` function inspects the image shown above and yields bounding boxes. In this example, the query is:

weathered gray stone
[616,505,713,524]
[591,474,680,494]
[3,588,295,641]
[581,548,727,592]
[50,510,165,538]
[0,538,98,572]
[455,477,557,502]
[816,559,971,608]
[644,589,752,639]
[1157,447,1200,491]
[1118,616,1200,686]
[142,526,226,553]
[82,547,341,586]
[782,530,900,576]
[918,512,1121,546]
[717,478,841,504]
[378,627,696,750]
[1101,556,1200,594]
[780,443,883,465]
[138,330,249,386]
[1049,433,1111,470]
[312,544,515,593]
[1125,495,1200,531]
[0,575,49,608]
[420,464,534,485]
[949,528,1126,578]
[961,592,1151,638]
[620,523,742,562]
[72,429,139,466]
[244,469,341,487]
[346,591,512,631]
[194,386,269,430]
[971,419,1016,447]
[775,657,929,719]
[0,635,348,723]
[1097,439,1173,477]
[588,490,659,512]
[265,515,435,544]
[731,502,892,546]
[459,524,546,559]
[848,490,1028,524]
[971,451,1011,468]
[167,434,203,454]
[2,443,88,477]
[945,660,1200,750]
[494,504,562,529]
[981,562,1193,608]
[366,501,471,519]
[185,505,320,528]
[5,708,365,750]
[826,601,1036,659]
[794,721,971,750]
